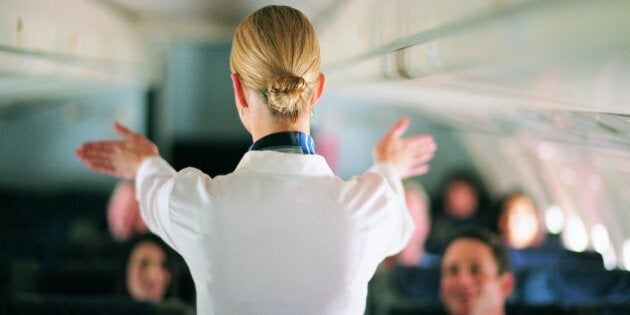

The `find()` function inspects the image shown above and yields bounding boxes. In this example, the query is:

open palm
[76,123,159,180]
[373,117,437,179]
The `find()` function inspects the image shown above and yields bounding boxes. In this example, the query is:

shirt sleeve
[135,156,179,250]
[366,162,414,257]
[368,163,405,205]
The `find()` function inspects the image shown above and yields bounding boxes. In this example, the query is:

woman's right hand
[76,123,159,180]
[373,116,437,179]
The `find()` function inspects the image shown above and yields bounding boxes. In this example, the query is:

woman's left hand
[76,123,159,180]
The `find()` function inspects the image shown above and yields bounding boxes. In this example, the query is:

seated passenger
[427,170,496,254]
[496,191,564,271]
[384,180,440,269]
[374,181,442,305]
[108,181,148,241]
[125,234,192,314]
[125,234,172,303]
[440,227,514,315]
[497,191,545,250]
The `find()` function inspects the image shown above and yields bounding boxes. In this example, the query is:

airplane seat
[0,189,140,300]
[391,265,442,301]
[52,192,111,259]
[505,302,565,315]
[39,260,125,296]
[548,267,630,304]
[0,258,11,306]
[558,250,605,270]
[7,294,158,315]
[0,190,8,232]
[509,248,616,304]
[604,270,630,302]
[2,192,73,259]
[507,247,563,271]
[386,302,569,315]
[366,267,442,315]
[512,268,557,304]
[547,249,628,305]
[566,302,630,315]
[387,303,447,315]
[1,190,110,263]
[7,259,119,298]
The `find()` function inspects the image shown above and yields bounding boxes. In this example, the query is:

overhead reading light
[591,223,611,254]
[563,215,588,252]
[544,205,564,234]
[591,223,618,270]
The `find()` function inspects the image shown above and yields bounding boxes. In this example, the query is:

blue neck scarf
[249,132,316,155]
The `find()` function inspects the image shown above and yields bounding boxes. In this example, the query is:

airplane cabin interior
[1,0,629,314]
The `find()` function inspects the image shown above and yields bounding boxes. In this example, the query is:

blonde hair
[230,5,321,122]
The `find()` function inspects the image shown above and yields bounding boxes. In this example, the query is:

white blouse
[136,150,413,315]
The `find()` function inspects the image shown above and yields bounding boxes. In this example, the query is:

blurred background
[1,0,630,314]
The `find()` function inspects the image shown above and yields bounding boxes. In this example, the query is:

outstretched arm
[373,116,437,179]
[76,123,159,180]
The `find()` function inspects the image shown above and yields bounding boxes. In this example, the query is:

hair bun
[266,75,309,116]
[267,75,307,95]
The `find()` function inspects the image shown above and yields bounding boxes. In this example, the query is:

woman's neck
[250,115,310,143]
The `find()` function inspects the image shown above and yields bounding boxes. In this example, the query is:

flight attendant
[76,5,437,314]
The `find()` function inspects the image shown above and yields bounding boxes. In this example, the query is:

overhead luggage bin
[317,0,630,115]
[0,0,152,103]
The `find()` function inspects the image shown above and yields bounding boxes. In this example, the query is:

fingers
[75,125,152,180]
[76,141,123,172]
[385,116,410,140]
[413,150,435,165]
[76,148,115,171]
[77,140,119,152]
[82,158,133,180]
[403,135,437,157]
[396,134,437,179]
[400,160,431,179]
[404,134,436,148]
[409,164,430,177]
[402,149,434,178]
[86,160,115,172]
[76,141,123,162]
[114,122,139,140]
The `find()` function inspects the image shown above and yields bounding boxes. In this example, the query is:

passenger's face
[445,181,478,218]
[500,195,540,249]
[440,239,512,315]
[127,241,171,303]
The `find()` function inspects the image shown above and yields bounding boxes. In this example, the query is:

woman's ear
[309,73,326,106]
[231,73,248,109]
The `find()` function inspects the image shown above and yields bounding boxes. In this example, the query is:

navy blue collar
[249,132,316,155]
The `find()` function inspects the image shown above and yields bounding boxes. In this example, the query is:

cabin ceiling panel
[319,0,630,116]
